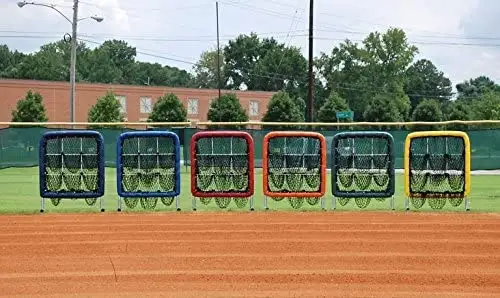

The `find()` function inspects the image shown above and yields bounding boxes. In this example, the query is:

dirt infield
[0,212,499,297]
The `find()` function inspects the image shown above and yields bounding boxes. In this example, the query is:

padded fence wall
[2,127,500,170]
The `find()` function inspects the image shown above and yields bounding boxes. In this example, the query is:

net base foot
[100,209,105,212]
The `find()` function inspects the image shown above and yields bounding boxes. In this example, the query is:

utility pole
[216,1,221,100]
[17,0,103,124]
[307,0,314,122]
[69,0,79,124]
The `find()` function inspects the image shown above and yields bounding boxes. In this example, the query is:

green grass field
[1,167,499,214]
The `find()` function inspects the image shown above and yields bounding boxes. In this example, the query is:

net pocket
[354,156,372,170]
[285,155,303,172]
[269,173,285,191]
[286,174,304,192]
[231,156,248,175]
[269,154,285,173]
[82,174,98,191]
[46,174,63,191]
[46,155,62,174]
[140,171,158,190]
[215,175,232,191]
[304,172,320,190]
[122,173,140,192]
[338,173,354,189]
[429,155,446,171]
[232,174,248,191]
[82,155,98,173]
[373,174,389,187]
[448,174,464,191]
[63,154,81,173]
[62,173,82,191]
[197,174,213,191]
[354,173,372,190]
[159,173,175,192]
[410,172,428,192]
[372,154,389,168]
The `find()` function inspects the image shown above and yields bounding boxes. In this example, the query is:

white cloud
[1,0,499,86]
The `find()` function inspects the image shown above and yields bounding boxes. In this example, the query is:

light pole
[17,1,103,124]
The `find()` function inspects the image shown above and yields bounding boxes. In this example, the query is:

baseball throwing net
[39,131,105,212]
[263,132,326,210]
[117,131,181,211]
[331,132,395,209]
[407,133,469,210]
[191,132,254,210]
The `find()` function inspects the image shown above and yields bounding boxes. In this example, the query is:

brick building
[0,79,275,124]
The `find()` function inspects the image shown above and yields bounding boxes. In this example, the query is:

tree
[87,90,124,127]
[193,49,225,89]
[11,90,48,123]
[442,100,473,130]
[316,28,418,120]
[261,91,304,130]
[456,76,500,100]
[411,99,443,130]
[223,33,307,101]
[148,93,187,123]
[316,91,350,122]
[363,93,403,129]
[207,93,248,129]
[404,59,452,110]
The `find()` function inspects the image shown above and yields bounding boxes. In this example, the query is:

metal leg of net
[264,196,269,210]
[176,196,181,211]
[192,196,197,211]
[404,199,410,211]
[332,197,337,210]
[117,197,122,212]
[249,196,255,211]
[465,198,470,211]
[99,197,105,212]
[321,197,326,211]
[390,197,395,211]
[40,197,45,213]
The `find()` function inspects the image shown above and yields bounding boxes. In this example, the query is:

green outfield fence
[1,120,500,170]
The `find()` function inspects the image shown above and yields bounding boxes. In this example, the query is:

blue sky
[1,0,500,87]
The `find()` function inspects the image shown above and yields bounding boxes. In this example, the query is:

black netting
[120,136,178,195]
[266,136,323,194]
[193,136,250,194]
[334,136,392,195]
[43,136,101,195]
[409,136,466,199]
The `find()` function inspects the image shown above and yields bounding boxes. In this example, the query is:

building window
[188,98,199,115]
[249,100,259,116]
[116,95,127,115]
[140,97,152,113]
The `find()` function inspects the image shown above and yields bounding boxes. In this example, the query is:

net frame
[404,131,471,199]
[116,131,181,198]
[190,131,255,198]
[39,130,105,198]
[262,131,327,198]
[331,131,395,198]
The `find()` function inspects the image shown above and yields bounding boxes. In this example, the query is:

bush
[207,93,248,129]
[87,90,124,129]
[11,90,48,126]
[148,93,188,126]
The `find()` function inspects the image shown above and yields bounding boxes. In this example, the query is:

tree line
[3,27,500,128]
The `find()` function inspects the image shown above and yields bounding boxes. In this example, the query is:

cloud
[1,0,498,86]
